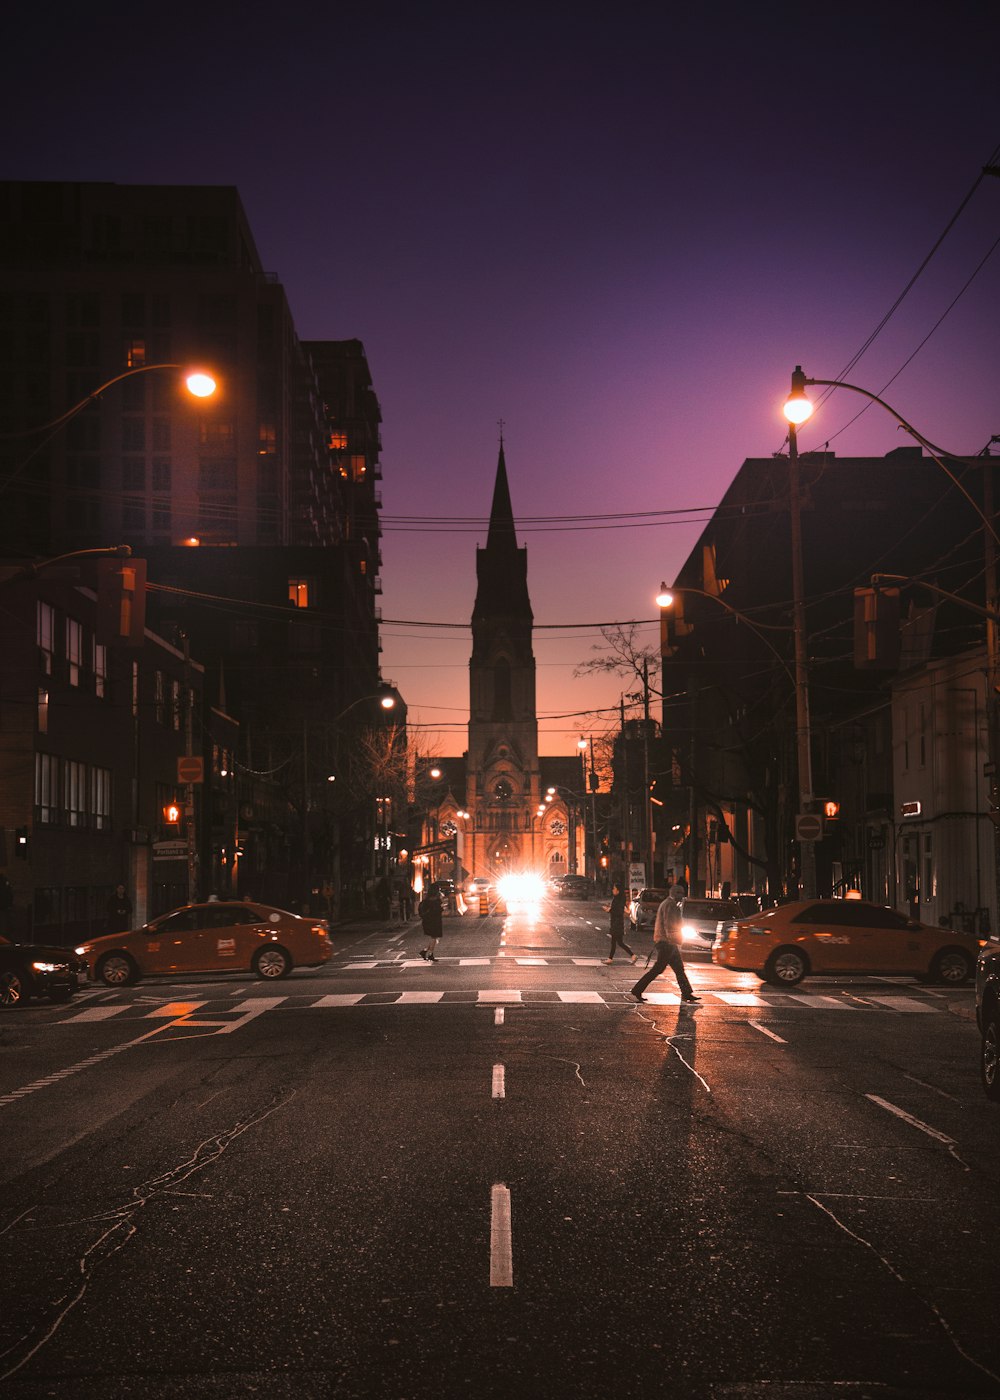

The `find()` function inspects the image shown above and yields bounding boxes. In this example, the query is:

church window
[493,658,512,719]
[493,778,513,802]
[550,818,567,836]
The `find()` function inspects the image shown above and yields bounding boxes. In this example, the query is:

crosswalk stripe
[782,994,851,1009]
[864,995,938,1013]
[478,990,523,1003]
[557,991,605,1004]
[313,993,366,1006]
[64,1005,130,1021]
[395,991,445,1004]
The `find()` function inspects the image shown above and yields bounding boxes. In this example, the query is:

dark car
[558,874,594,900]
[629,888,668,931]
[976,936,1000,1101]
[0,934,85,1006]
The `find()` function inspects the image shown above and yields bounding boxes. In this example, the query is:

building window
[64,759,87,827]
[66,618,83,687]
[199,420,235,447]
[121,293,145,325]
[35,752,59,824]
[199,459,236,491]
[152,458,172,493]
[38,601,55,675]
[258,422,276,454]
[350,454,366,481]
[122,458,146,492]
[125,338,146,368]
[152,502,171,533]
[152,419,171,451]
[288,578,313,608]
[93,640,107,698]
[38,687,49,733]
[122,419,145,452]
[328,430,347,450]
[122,501,145,531]
[90,766,112,831]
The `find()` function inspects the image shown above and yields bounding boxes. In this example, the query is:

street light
[784,364,1000,910]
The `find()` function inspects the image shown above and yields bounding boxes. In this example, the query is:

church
[418,443,584,889]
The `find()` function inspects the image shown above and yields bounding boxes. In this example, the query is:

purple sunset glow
[6,3,999,753]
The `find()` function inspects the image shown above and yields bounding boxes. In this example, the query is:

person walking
[417,888,444,961]
[603,882,637,964]
[106,883,133,934]
[630,881,700,1004]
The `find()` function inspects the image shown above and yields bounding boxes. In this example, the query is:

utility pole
[787,415,817,899]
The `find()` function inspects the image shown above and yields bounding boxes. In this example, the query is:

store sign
[900,800,922,818]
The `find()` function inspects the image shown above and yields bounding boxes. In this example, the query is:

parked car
[976,936,1000,1101]
[713,898,984,988]
[75,900,332,987]
[628,888,668,930]
[0,934,86,1006]
[557,874,594,900]
[680,897,742,949]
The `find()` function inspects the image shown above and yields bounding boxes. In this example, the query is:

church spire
[473,436,532,624]
[486,440,518,551]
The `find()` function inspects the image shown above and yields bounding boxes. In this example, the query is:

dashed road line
[490,1184,513,1287]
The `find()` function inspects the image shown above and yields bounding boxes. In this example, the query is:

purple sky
[7,2,1000,756]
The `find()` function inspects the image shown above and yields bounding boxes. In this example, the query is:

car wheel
[1,970,27,1006]
[763,947,807,987]
[253,945,292,980]
[96,952,138,988]
[982,1010,1000,1102]
[930,948,972,985]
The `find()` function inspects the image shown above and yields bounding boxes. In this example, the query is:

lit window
[38,688,49,733]
[66,618,83,687]
[328,431,347,450]
[37,602,54,675]
[64,760,87,827]
[35,753,59,825]
[288,578,311,608]
[125,338,146,368]
[93,641,107,698]
[90,767,112,830]
[350,454,366,481]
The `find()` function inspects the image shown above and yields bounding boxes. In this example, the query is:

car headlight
[75,946,89,956]
[680,924,696,942]
[31,960,63,973]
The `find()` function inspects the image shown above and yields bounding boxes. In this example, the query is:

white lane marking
[395,991,444,1004]
[514,958,547,965]
[748,1020,787,1043]
[460,958,491,966]
[0,1013,204,1109]
[782,993,851,1009]
[313,994,365,1007]
[715,991,770,1006]
[63,1006,130,1022]
[344,962,379,970]
[490,1184,513,1287]
[572,958,604,966]
[865,1094,957,1148]
[478,990,522,1003]
[557,990,605,1004]
[492,1064,505,1098]
[865,996,937,1013]
[494,1007,505,1025]
[640,992,680,1004]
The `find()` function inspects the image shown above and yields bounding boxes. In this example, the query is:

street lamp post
[784,366,1000,912]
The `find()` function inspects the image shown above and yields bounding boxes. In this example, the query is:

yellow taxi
[76,900,333,987]
[712,897,984,988]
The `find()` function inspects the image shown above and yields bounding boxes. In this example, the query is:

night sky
[7,1,1000,756]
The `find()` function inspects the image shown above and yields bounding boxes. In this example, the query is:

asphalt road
[1,899,998,1399]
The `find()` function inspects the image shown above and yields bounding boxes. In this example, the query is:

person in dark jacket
[106,884,133,934]
[417,890,443,961]
[603,882,637,964]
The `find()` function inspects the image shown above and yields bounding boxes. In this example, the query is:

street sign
[795,813,823,841]
[177,755,204,784]
[153,839,188,860]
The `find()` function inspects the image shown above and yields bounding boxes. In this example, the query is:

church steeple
[473,441,532,624]
[485,440,518,552]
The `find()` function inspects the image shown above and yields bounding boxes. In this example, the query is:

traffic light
[96,557,147,646]
[822,800,840,821]
[162,803,181,826]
